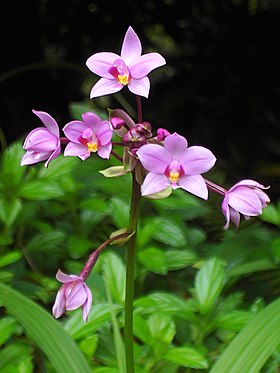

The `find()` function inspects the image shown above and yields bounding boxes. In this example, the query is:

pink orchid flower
[52,270,92,322]
[63,112,113,160]
[21,110,61,167]
[137,133,216,199]
[222,179,270,229]
[86,26,166,98]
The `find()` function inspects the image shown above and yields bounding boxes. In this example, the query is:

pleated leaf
[0,283,91,373]
[211,297,280,373]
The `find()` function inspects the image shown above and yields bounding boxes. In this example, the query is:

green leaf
[0,251,22,268]
[0,283,91,373]
[27,231,65,252]
[148,313,176,344]
[228,259,277,277]
[164,346,209,369]
[260,204,280,227]
[215,310,254,331]
[152,217,187,248]
[69,101,108,121]
[0,341,32,370]
[79,335,99,358]
[79,196,108,213]
[134,292,195,320]
[38,156,78,180]
[0,271,14,282]
[64,303,123,340]
[137,247,168,275]
[68,236,92,258]
[165,250,197,270]
[211,298,280,373]
[19,181,64,200]
[138,217,187,248]
[102,252,126,303]
[133,313,154,346]
[195,258,225,314]
[0,142,25,185]
[0,317,18,346]
[0,198,22,227]
[270,237,280,265]
[109,197,129,228]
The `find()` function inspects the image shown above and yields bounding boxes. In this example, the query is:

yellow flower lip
[168,170,180,183]
[118,74,130,85]
[87,142,98,153]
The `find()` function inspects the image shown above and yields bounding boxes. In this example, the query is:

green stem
[125,173,141,373]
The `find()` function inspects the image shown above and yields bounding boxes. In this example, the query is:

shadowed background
[1,0,280,198]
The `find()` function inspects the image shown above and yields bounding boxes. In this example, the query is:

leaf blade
[0,283,91,373]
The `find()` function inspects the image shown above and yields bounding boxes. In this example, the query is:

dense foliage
[0,101,280,371]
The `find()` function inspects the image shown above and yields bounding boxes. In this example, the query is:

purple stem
[204,178,227,196]
[60,137,70,145]
[79,232,130,281]
[136,95,143,123]
[111,150,123,163]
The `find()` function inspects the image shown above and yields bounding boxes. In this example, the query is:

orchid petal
[137,143,172,173]
[97,142,112,159]
[65,282,87,311]
[121,26,142,65]
[86,52,120,78]
[44,143,61,167]
[52,284,66,319]
[20,150,50,166]
[228,187,262,215]
[23,128,58,152]
[64,142,90,160]
[163,133,188,159]
[229,207,241,229]
[179,174,208,200]
[222,195,231,230]
[129,53,166,78]
[56,269,81,283]
[94,121,113,144]
[81,112,102,132]
[63,121,87,143]
[32,110,59,137]
[255,189,270,207]
[141,172,169,196]
[90,78,123,98]
[82,285,92,322]
[181,146,216,176]
[229,179,269,191]
[128,76,150,98]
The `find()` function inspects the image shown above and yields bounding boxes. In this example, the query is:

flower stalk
[125,172,141,373]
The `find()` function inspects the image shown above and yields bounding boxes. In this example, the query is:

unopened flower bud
[135,122,152,138]
[157,128,171,142]
[111,117,126,130]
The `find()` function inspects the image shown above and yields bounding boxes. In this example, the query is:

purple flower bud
[222,180,270,229]
[52,270,92,322]
[157,128,171,142]
[111,117,126,130]
[21,110,61,167]
[135,122,152,137]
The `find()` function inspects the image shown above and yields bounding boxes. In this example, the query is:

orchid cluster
[21,26,269,328]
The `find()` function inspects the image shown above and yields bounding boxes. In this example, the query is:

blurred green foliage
[0,126,280,371]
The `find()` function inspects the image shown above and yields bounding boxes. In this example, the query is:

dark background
[1,0,280,198]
